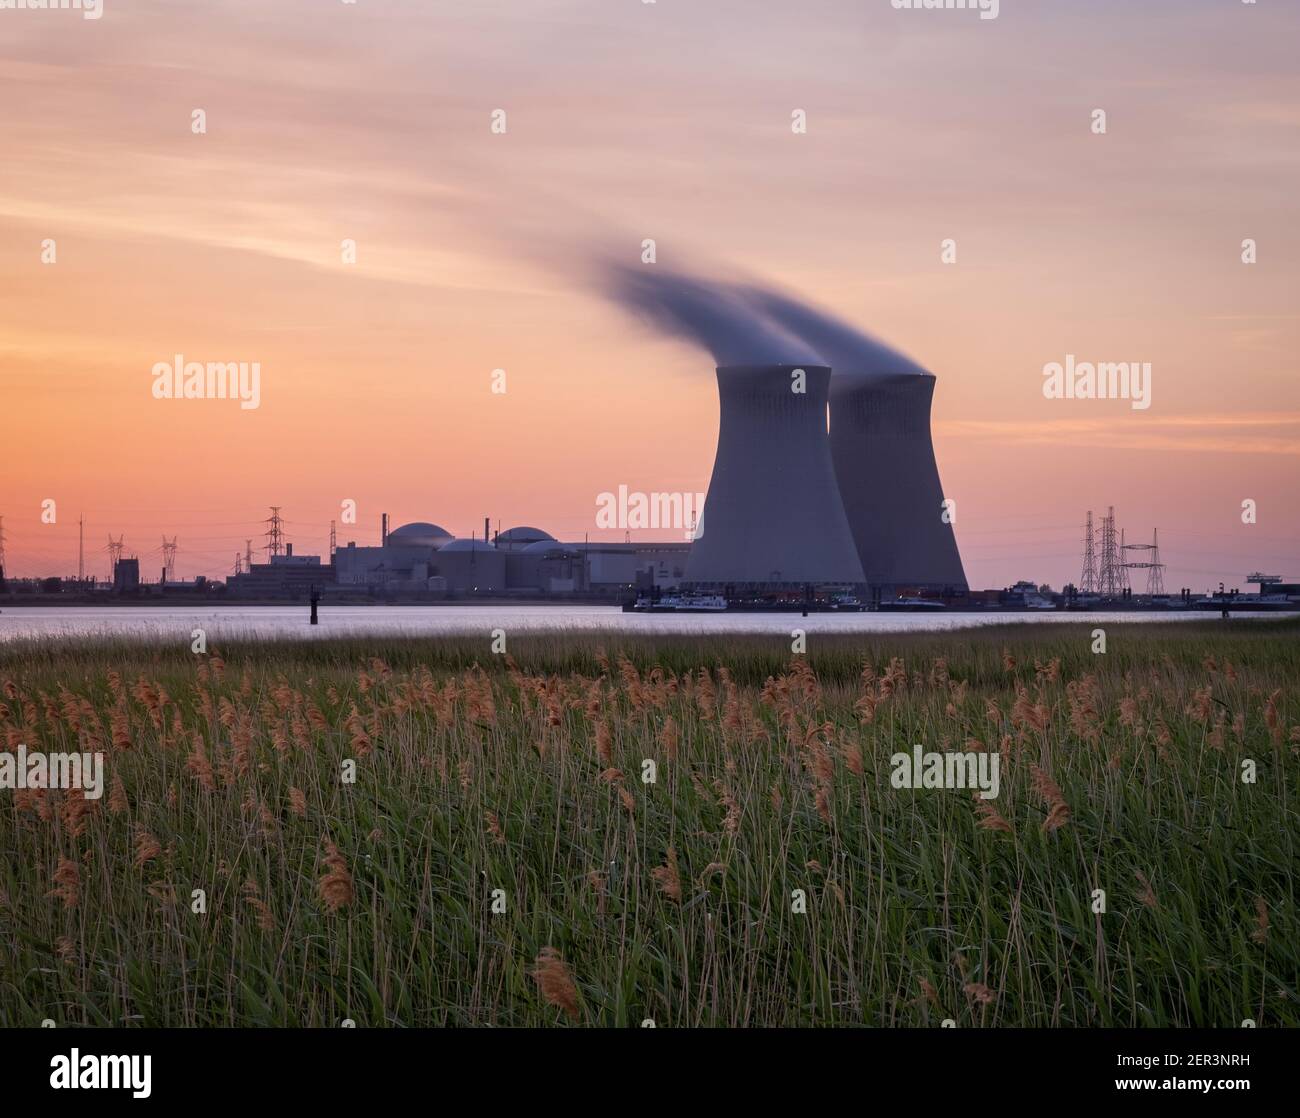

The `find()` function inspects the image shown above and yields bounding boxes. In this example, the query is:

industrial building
[315,522,690,598]
[225,546,329,597]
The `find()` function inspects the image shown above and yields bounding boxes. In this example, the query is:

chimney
[381,513,389,547]
[286,543,293,557]
[484,517,490,546]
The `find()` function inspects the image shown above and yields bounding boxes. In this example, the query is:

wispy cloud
[938,414,1300,456]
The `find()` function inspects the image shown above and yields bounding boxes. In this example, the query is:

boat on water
[1190,594,1296,612]
[629,590,864,614]
[668,594,728,613]
[632,593,728,613]
[877,597,947,612]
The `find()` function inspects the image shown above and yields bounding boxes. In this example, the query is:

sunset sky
[3,0,1297,591]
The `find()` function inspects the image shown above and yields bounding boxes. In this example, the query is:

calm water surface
[0,605,1277,643]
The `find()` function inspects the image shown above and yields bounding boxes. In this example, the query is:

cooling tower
[829,372,967,593]
[685,364,865,589]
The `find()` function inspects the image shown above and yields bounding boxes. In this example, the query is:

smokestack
[485,517,490,546]
[286,542,293,557]
[830,373,966,593]
[686,365,864,589]
[381,513,389,547]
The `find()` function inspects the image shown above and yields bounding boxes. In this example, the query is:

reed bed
[0,620,1296,1027]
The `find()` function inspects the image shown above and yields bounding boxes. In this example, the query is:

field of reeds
[1,620,1296,1027]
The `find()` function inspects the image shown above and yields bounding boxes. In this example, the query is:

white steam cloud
[596,257,926,376]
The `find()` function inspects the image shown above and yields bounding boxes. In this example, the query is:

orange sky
[2,0,1297,590]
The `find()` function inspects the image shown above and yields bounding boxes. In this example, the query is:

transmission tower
[264,507,285,560]
[161,536,178,582]
[1096,508,1127,597]
[1122,528,1165,597]
[1079,510,1097,593]
[106,534,125,576]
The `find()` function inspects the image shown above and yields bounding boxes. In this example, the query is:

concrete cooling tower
[829,372,967,593]
[685,364,865,589]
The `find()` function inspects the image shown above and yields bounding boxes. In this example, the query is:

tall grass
[0,620,1296,1026]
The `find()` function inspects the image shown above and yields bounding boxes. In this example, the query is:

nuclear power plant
[596,262,968,602]
[684,365,865,590]
[22,264,972,608]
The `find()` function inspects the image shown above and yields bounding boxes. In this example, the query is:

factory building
[112,557,140,592]
[227,547,332,597]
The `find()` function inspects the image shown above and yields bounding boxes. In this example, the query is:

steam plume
[731,285,927,377]
[600,262,822,366]
[596,255,924,375]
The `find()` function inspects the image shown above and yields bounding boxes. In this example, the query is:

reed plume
[1029,763,1071,831]
[318,840,354,912]
[49,856,80,909]
[530,947,580,1021]
[652,846,682,903]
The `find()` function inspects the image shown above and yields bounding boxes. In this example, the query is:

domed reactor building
[384,522,453,549]
[684,364,864,591]
[330,519,689,598]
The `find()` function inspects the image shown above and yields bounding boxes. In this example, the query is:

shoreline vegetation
[1,620,1296,1027]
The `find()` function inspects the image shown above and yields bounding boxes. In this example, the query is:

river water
[0,605,1280,643]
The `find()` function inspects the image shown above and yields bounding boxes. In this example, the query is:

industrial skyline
[0,498,1289,598]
